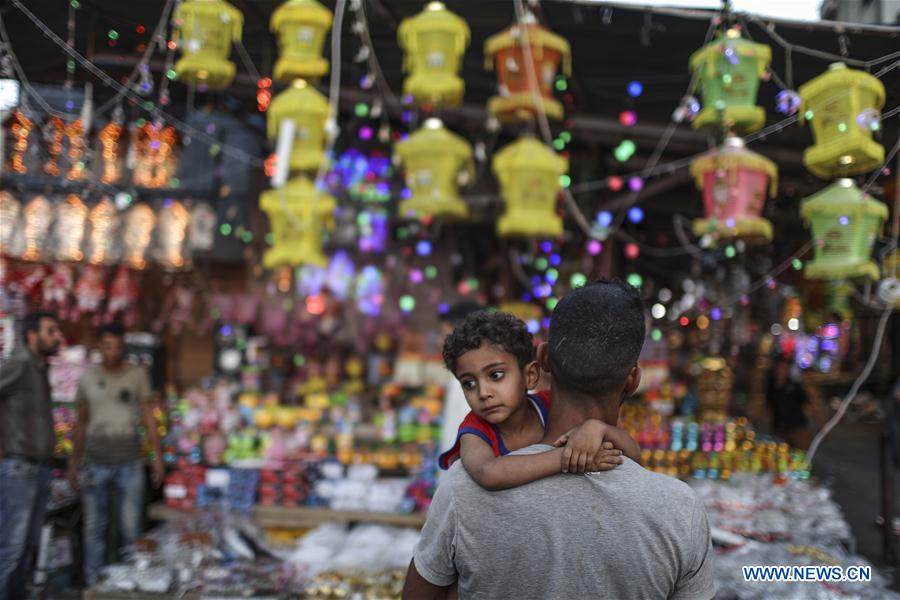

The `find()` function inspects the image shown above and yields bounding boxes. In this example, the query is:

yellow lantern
[397,2,470,108]
[798,63,885,179]
[484,13,571,122]
[267,79,330,173]
[172,0,244,90]
[260,176,335,268]
[271,0,333,82]
[394,118,473,221]
[493,136,567,238]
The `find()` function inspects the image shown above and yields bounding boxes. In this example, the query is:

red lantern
[690,137,777,244]
[484,12,570,122]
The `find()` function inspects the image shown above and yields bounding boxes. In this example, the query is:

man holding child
[403,279,716,599]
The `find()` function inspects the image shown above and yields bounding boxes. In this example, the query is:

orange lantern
[484,13,571,122]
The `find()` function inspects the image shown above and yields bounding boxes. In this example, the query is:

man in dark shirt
[0,312,63,600]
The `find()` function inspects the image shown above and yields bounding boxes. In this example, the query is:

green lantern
[689,28,771,134]
[798,63,885,180]
[800,179,887,281]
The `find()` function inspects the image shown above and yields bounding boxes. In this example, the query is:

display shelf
[84,591,199,600]
[148,502,426,529]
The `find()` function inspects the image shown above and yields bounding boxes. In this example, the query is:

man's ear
[524,360,541,390]
[536,342,550,373]
[624,366,642,396]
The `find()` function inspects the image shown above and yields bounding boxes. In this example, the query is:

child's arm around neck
[459,434,564,491]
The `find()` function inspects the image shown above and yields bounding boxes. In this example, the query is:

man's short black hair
[442,311,535,375]
[98,323,126,339]
[548,278,645,396]
[22,311,57,343]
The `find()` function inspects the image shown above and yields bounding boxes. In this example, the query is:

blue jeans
[80,461,145,586]
[0,458,51,600]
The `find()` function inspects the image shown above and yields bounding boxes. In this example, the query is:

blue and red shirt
[438,390,551,470]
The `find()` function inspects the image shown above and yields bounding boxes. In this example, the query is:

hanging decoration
[42,263,75,315]
[21,195,53,262]
[43,117,65,176]
[880,250,900,308]
[270,0,333,82]
[105,266,140,327]
[189,203,218,252]
[484,12,571,122]
[98,120,124,184]
[8,110,33,174]
[800,179,887,281]
[689,137,777,243]
[260,176,336,269]
[688,27,771,134]
[798,63,885,179]
[64,119,86,180]
[53,194,88,262]
[696,357,733,421]
[154,199,191,270]
[133,122,178,188]
[267,79,330,173]
[0,191,21,255]
[123,203,157,270]
[74,266,107,320]
[394,118,473,221]
[172,0,244,90]
[493,136,567,238]
[86,197,120,265]
[397,2,470,108]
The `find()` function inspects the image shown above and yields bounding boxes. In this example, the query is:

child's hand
[555,420,611,474]
[586,445,624,472]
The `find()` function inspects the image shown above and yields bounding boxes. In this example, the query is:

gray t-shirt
[76,365,152,465]
[414,445,716,600]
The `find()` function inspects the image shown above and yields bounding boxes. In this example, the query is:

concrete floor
[812,422,900,590]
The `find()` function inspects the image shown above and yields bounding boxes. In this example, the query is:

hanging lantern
[53,194,88,262]
[268,79,330,173]
[484,12,571,122]
[271,0,333,82]
[690,137,777,243]
[21,195,53,262]
[880,250,900,307]
[688,28,771,134]
[86,197,120,265]
[0,191,22,255]
[800,179,887,281]
[397,2,470,108]
[172,0,244,90]
[123,203,157,270]
[493,136,567,238]
[260,176,336,268]
[394,118,473,221]
[798,63,885,179]
[154,200,191,270]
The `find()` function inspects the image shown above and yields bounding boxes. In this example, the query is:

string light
[44,117,65,176]
[54,195,87,261]
[9,111,32,174]
[628,206,644,223]
[619,111,637,126]
[587,240,603,255]
[87,197,118,265]
[98,121,123,183]
[22,196,52,261]
[627,81,643,97]
[123,204,156,270]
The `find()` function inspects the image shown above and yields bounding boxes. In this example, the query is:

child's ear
[525,360,541,390]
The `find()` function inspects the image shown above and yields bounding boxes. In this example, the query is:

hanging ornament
[188,203,217,252]
[394,118,474,221]
[260,176,336,268]
[123,203,156,270]
[485,11,571,122]
[270,0,333,82]
[688,28,771,133]
[21,195,53,262]
[53,194,88,261]
[43,117,65,176]
[0,191,22,255]
[690,137,777,243]
[8,110,33,174]
[397,2,470,108]
[800,178,887,280]
[798,63,885,179]
[64,119,86,180]
[98,121,124,183]
[105,266,140,327]
[493,136,567,238]
[154,199,191,270]
[172,0,244,90]
[74,266,107,320]
[133,122,178,188]
[775,89,801,116]
[267,79,330,173]
[42,263,75,315]
[86,197,120,265]
[879,250,900,308]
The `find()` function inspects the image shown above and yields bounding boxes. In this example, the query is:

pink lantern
[690,137,777,244]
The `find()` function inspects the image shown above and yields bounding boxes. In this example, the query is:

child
[439,311,641,490]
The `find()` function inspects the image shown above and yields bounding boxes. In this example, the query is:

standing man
[403,280,716,599]
[0,312,63,600]
[67,324,164,586]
